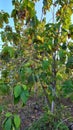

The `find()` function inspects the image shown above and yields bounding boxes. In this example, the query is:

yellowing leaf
[37,35,44,43]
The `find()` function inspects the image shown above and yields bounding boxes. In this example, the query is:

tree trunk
[51,52,57,113]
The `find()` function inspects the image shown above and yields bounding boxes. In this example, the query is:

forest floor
[0,93,46,130]
[0,93,73,130]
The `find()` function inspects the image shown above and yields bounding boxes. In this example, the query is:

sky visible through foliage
[0,0,73,24]
[0,0,73,51]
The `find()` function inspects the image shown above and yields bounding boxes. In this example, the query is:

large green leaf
[20,90,29,104]
[14,85,22,98]
[4,118,12,130]
[14,115,21,128]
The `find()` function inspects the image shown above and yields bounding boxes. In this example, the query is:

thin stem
[51,52,57,113]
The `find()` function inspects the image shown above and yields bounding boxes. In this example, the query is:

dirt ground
[0,95,73,130]
[0,94,45,130]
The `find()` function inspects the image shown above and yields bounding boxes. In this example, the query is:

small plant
[25,111,69,130]
[3,112,21,130]
[14,84,29,105]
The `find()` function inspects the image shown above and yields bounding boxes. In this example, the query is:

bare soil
[0,95,73,130]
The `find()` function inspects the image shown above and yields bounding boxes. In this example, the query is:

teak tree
[0,0,73,128]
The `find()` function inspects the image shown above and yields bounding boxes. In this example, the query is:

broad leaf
[20,90,29,104]
[14,115,21,128]
[14,85,22,98]
[4,118,12,130]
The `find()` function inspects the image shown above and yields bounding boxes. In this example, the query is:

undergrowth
[25,111,69,130]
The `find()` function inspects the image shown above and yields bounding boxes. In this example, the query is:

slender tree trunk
[50,0,57,113]
[51,52,57,113]
[51,100,55,113]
